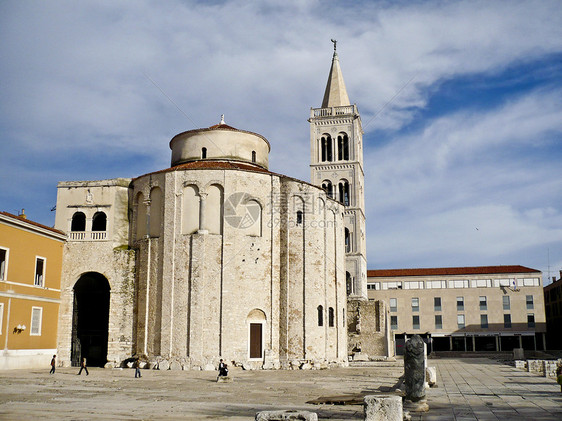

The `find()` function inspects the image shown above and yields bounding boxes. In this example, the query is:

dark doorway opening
[249,323,263,359]
[71,272,110,367]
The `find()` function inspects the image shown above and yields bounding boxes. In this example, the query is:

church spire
[321,40,351,108]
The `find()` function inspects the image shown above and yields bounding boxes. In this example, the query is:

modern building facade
[367,266,546,355]
[0,211,66,369]
[544,271,562,350]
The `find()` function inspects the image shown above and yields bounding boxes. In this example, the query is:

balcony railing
[311,105,357,118]
[68,231,107,241]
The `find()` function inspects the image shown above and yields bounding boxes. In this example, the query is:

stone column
[198,193,208,234]
[404,334,425,402]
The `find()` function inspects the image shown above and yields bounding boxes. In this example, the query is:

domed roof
[169,117,270,169]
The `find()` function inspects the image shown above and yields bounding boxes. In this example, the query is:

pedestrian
[50,355,56,374]
[134,357,142,378]
[556,365,562,393]
[218,359,228,377]
[77,357,89,376]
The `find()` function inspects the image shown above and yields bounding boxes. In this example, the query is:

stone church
[53,47,386,369]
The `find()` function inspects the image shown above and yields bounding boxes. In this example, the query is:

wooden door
[249,323,262,358]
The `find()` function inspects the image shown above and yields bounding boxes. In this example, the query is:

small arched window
[329,307,335,327]
[346,272,353,296]
[322,180,333,198]
[71,212,86,232]
[251,151,256,163]
[339,181,350,206]
[317,305,324,327]
[345,228,351,253]
[296,210,303,225]
[92,212,107,231]
[202,147,207,159]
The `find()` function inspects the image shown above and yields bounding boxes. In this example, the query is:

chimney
[19,209,27,219]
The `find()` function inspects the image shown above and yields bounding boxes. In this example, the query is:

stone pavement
[418,358,562,421]
[0,358,560,420]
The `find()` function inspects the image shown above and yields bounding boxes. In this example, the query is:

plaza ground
[0,358,561,420]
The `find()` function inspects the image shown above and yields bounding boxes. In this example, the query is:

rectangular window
[457,297,464,311]
[527,314,535,328]
[404,281,423,289]
[479,296,487,311]
[480,314,488,328]
[411,298,419,312]
[383,281,402,290]
[435,315,442,329]
[504,314,512,328]
[367,283,380,290]
[0,247,8,281]
[457,314,465,329]
[449,280,469,288]
[526,295,534,310]
[426,280,446,289]
[434,297,442,311]
[34,257,45,287]
[30,307,42,335]
[0,302,4,335]
[390,315,398,330]
[412,315,420,330]
[503,295,510,310]
[389,298,397,312]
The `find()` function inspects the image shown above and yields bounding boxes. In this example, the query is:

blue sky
[1,0,561,283]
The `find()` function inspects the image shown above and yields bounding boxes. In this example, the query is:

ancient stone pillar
[404,334,425,402]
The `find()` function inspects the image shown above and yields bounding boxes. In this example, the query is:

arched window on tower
[71,212,86,232]
[346,271,353,296]
[201,147,207,159]
[321,180,333,198]
[338,180,350,206]
[91,212,107,231]
[317,305,324,327]
[345,228,351,253]
[321,134,332,162]
[338,133,349,160]
[329,307,335,327]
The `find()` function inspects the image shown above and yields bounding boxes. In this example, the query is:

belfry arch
[71,272,110,367]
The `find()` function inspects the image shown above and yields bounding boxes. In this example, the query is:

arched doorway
[247,309,266,360]
[71,272,110,367]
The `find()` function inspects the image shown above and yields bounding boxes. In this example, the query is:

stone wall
[347,300,390,359]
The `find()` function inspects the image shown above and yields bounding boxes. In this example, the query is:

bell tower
[309,42,367,300]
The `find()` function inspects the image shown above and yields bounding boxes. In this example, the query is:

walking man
[49,355,56,374]
[77,357,89,376]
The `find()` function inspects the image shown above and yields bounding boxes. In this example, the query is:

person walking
[77,357,89,376]
[49,355,56,374]
[134,357,142,378]
[218,359,228,377]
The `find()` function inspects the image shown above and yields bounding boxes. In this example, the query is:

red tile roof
[367,265,539,278]
[0,211,65,236]
[133,160,271,181]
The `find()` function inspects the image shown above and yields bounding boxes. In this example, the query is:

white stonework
[55,123,348,369]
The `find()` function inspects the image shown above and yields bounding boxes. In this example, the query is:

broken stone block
[170,361,182,371]
[426,367,437,387]
[527,360,544,374]
[364,395,403,421]
[514,360,527,370]
[300,362,312,370]
[513,348,524,360]
[203,363,215,371]
[352,352,369,362]
[544,361,558,377]
[255,410,317,420]
[158,360,170,371]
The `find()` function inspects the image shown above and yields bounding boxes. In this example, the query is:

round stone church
[54,117,348,369]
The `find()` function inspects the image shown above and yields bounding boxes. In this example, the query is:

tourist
[218,359,228,377]
[77,357,89,376]
[134,357,142,378]
[50,355,56,374]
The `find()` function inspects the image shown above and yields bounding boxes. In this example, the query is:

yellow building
[367,265,546,355]
[0,211,66,369]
